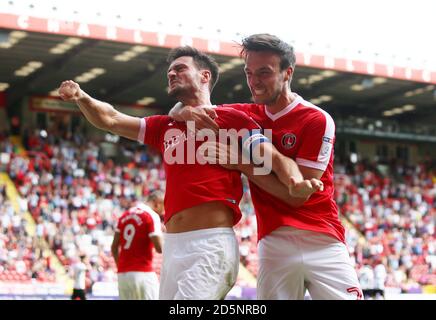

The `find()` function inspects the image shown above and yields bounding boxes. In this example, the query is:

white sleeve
[137,117,146,144]
[295,102,335,172]
[148,211,162,237]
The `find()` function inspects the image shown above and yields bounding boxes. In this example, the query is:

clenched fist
[58,80,84,102]
[289,177,324,199]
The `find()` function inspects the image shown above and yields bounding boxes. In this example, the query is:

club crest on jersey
[281,133,296,149]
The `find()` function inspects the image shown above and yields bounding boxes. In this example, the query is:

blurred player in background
[58,46,321,300]
[70,254,88,300]
[111,191,164,300]
[170,34,362,300]
[373,259,387,299]
[358,261,375,299]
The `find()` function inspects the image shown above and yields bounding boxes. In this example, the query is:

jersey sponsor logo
[160,121,273,175]
[281,133,296,149]
[163,131,188,152]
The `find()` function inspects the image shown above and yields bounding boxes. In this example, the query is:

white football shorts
[159,227,239,300]
[117,271,159,300]
[257,226,362,300]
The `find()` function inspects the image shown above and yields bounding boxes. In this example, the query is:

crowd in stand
[1,128,164,288]
[335,158,436,294]
[1,127,435,296]
[0,130,55,283]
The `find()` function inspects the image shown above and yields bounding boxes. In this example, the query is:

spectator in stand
[373,258,387,299]
[70,254,89,300]
[358,262,374,299]
[335,156,436,295]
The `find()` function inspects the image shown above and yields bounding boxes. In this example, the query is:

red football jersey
[223,94,345,243]
[116,203,162,273]
[138,107,262,226]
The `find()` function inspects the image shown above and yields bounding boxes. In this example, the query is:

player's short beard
[252,89,281,105]
[168,85,189,100]
[168,83,197,101]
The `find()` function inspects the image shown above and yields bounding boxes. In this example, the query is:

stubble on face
[168,81,200,101]
[168,85,183,99]
[252,87,281,105]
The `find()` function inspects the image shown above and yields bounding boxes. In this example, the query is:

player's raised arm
[58,80,141,141]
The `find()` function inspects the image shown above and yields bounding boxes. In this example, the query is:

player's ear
[284,67,293,82]
[201,70,211,84]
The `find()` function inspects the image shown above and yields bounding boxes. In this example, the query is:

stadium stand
[1,124,435,298]
[3,126,164,290]
[0,0,435,302]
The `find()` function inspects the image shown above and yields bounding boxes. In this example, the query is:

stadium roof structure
[1,12,436,131]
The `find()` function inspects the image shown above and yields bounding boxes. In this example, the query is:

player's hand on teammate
[201,141,242,170]
[58,80,84,102]
[289,177,324,199]
[180,105,219,134]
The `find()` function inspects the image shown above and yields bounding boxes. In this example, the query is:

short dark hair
[240,33,296,71]
[167,46,219,92]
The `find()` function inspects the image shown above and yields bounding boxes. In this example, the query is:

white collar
[265,94,303,121]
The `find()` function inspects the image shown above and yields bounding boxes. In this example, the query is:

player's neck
[180,90,211,107]
[266,90,296,114]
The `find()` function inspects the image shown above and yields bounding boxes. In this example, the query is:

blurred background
[0,0,435,299]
